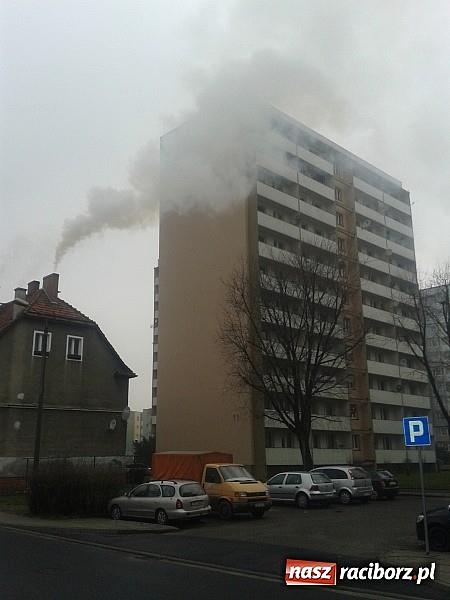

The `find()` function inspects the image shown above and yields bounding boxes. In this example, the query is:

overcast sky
[1,1,449,410]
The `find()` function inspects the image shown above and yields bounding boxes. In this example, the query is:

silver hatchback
[267,471,336,508]
[108,480,211,525]
[310,466,373,505]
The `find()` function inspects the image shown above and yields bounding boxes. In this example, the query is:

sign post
[402,416,431,555]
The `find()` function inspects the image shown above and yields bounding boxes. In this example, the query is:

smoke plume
[54,49,350,265]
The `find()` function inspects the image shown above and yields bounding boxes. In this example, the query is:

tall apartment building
[126,410,142,455]
[154,107,435,476]
[421,285,450,453]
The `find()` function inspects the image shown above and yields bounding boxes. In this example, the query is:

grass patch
[0,494,28,514]
[396,471,450,490]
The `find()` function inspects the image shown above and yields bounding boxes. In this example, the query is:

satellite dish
[121,406,131,422]
[109,419,117,431]
[13,421,21,431]
[17,392,24,400]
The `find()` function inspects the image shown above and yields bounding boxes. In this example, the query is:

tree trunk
[298,435,314,470]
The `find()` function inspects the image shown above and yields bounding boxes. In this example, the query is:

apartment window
[350,404,359,420]
[352,434,360,450]
[335,188,342,202]
[338,238,345,253]
[336,212,344,226]
[32,331,52,357]
[343,318,351,333]
[66,335,83,361]
[382,436,392,450]
[273,239,285,250]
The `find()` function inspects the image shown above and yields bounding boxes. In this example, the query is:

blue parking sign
[403,416,431,446]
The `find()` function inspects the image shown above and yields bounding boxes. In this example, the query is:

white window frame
[66,335,84,362]
[32,331,52,357]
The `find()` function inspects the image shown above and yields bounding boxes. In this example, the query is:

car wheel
[295,493,309,509]
[155,509,169,526]
[110,505,122,520]
[339,490,352,505]
[218,500,233,520]
[429,526,450,552]
[252,507,265,519]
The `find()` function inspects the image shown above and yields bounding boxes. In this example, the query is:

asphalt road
[1,495,449,600]
[0,527,403,600]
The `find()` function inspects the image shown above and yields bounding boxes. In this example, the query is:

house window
[66,335,83,361]
[335,188,342,202]
[343,318,351,333]
[338,238,345,253]
[352,434,360,450]
[336,212,344,226]
[32,331,52,357]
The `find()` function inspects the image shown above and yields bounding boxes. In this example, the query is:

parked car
[267,471,336,508]
[108,480,211,525]
[310,466,373,505]
[416,504,450,551]
[368,469,399,500]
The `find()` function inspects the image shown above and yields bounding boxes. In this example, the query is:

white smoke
[54,49,350,265]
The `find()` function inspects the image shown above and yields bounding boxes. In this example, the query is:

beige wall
[156,203,261,468]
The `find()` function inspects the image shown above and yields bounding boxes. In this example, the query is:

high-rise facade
[154,107,435,476]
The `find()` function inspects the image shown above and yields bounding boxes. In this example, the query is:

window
[285,474,302,485]
[66,335,83,361]
[161,485,175,498]
[352,434,360,450]
[338,238,345,253]
[131,484,149,498]
[147,484,161,498]
[204,468,222,484]
[267,473,285,485]
[180,483,205,497]
[32,331,52,357]
[335,188,342,202]
[343,318,351,333]
[336,212,344,226]
[350,404,359,420]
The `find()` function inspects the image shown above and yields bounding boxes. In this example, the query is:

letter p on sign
[403,416,431,447]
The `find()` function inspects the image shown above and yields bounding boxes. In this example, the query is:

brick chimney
[42,273,59,301]
[27,280,40,298]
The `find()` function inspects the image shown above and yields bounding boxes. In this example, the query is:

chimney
[27,280,40,298]
[14,288,27,302]
[42,273,59,301]
[13,287,28,319]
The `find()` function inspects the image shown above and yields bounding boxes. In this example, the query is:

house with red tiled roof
[0,273,136,471]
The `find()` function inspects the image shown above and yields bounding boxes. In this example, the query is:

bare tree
[400,266,450,439]
[219,245,363,470]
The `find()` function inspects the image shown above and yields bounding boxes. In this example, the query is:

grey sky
[1,1,449,410]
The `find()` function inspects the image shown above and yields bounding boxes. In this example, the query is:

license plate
[191,500,203,507]
[388,482,397,486]
[253,503,265,508]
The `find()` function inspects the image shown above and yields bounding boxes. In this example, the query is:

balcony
[386,239,415,261]
[300,228,337,252]
[367,360,400,378]
[360,278,413,305]
[265,415,351,432]
[298,173,335,201]
[355,201,385,227]
[402,394,431,409]
[369,389,401,405]
[258,241,296,263]
[363,305,395,325]
[399,366,428,383]
[375,449,435,464]
[354,177,411,217]
[267,131,334,174]
[365,334,398,353]
[385,215,413,238]
[257,211,300,240]
[265,447,353,466]
[299,199,336,227]
[372,419,403,434]
[257,181,298,211]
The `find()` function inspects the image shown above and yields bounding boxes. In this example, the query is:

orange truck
[151,451,271,519]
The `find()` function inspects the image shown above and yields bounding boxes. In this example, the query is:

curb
[400,491,449,499]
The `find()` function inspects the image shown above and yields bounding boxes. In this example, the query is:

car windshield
[349,468,368,479]
[219,466,256,481]
[311,473,331,484]
[179,483,205,497]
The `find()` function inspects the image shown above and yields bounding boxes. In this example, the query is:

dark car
[369,470,399,500]
[416,504,450,551]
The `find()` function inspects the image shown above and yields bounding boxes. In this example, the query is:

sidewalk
[0,510,176,534]
[400,490,450,498]
[382,548,450,589]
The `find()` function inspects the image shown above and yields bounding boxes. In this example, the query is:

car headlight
[234,492,247,497]
[416,514,424,524]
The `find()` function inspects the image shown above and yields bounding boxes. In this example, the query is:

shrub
[28,461,126,516]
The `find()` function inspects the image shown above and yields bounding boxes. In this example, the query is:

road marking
[0,525,441,600]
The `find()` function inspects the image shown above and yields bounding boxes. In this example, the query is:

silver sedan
[108,480,211,525]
